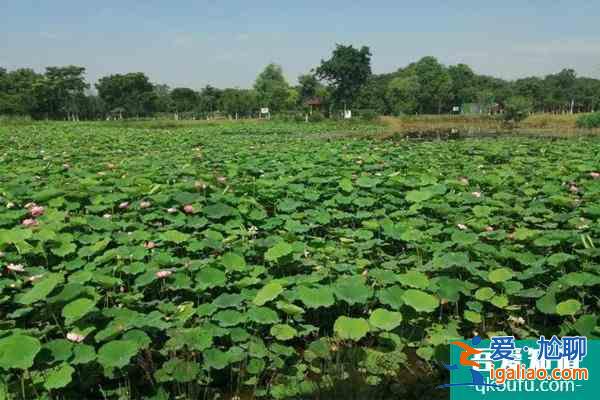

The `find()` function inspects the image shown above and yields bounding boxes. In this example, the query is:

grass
[380,113,600,137]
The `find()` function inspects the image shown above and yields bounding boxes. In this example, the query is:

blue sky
[1,0,599,89]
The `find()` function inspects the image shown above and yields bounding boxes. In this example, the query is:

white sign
[452,106,460,112]
[344,110,352,119]
[260,107,269,114]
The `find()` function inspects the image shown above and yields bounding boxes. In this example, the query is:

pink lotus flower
[6,202,15,209]
[30,205,45,217]
[183,204,194,214]
[569,185,579,193]
[589,172,600,179]
[103,213,112,219]
[471,191,482,198]
[63,163,70,170]
[485,226,495,232]
[140,201,151,209]
[144,241,156,249]
[155,270,172,279]
[24,202,37,210]
[457,224,467,230]
[459,177,469,185]
[167,207,178,213]
[216,176,227,184]
[27,274,44,282]
[22,218,38,227]
[195,180,208,190]
[66,332,86,343]
[6,263,25,272]
[119,201,129,209]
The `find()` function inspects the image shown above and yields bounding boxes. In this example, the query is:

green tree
[171,88,198,113]
[220,88,258,117]
[448,63,476,107]
[254,64,290,112]
[502,96,533,125]
[355,74,395,115]
[315,44,372,110]
[198,85,222,114]
[153,84,172,113]
[386,76,420,115]
[513,77,545,112]
[297,74,322,103]
[0,68,41,115]
[413,56,452,114]
[41,66,89,120]
[96,72,156,118]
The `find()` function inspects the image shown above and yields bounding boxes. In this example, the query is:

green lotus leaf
[296,286,335,309]
[203,348,230,370]
[44,363,75,390]
[247,307,280,324]
[556,299,582,316]
[196,267,227,290]
[333,316,370,341]
[397,270,429,289]
[377,286,405,310]
[159,230,190,243]
[536,292,557,314]
[0,335,41,370]
[62,298,96,324]
[97,340,139,370]
[339,178,354,192]
[270,324,297,341]
[464,310,482,323]
[265,241,293,262]
[334,277,372,305]
[253,282,283,306]
[402,289,439,313]
[17,273,63,305]
[213,310,246,327]
[221,252,246,271]
[474,287,495,301]
[488,268,514,283]
[369,309,402,331]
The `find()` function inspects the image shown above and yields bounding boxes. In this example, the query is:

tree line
[2,44,599,120]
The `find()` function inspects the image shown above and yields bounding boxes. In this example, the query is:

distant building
[304,97,323,114]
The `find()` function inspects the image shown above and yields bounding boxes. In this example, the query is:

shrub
[576,113,600,129]
[358,110,379,122]
[501,96,533,126]
[308,111,325,122]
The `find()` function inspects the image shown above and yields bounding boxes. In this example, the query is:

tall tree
[170,88,198,113]
[448,63,476,107]
[41,66,89,120]
[198,85,222,113]
[298,74,321,102]
[386,76,421,115]
[221,88,258,118]
[153,84,172,113]
[254,64,290,112]
[0,68,41,115]
[315,44,372,109]
[96,73,156,117]
[413,56,452,114]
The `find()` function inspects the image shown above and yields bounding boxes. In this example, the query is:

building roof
[305,97,322,106]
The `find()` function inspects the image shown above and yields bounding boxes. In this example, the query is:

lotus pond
[0,121,599,399]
